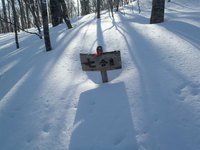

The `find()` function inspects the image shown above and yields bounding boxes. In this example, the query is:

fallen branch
[0,17,42,39]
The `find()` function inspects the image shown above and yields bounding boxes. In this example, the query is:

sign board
[80,51,121,71]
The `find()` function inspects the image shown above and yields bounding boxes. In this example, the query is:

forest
[0,0,165,50]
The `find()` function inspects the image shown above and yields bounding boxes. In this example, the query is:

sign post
[80,47,121,83]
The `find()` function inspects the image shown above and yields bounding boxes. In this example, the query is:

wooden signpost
[80,49,122,83]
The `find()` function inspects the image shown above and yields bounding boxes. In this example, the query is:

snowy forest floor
[0,1,200,150]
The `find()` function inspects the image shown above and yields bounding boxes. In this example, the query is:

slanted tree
[150,0,165,24]
[24,0,42,38]
[40,0,52,51]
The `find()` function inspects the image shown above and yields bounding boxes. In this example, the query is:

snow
[0,0,200,150]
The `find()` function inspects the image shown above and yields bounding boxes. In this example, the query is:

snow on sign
[80,50,121,83]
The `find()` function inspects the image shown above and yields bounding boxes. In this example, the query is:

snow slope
[0,0,200,150]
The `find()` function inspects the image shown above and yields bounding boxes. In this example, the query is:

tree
[58,0,72,29]
[150,0,165,24]
[50,0,63,27]
[108,0,114,18]
[2,0,9,32]
[24,0,42,38]
[80,0,90,15]
[11,0,20,48]
[40,0,52,51]
[97,0,100,18]
[50,0,72,28]
[17,0,25,30]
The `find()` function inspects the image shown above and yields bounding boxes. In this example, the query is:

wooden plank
[80,51,121,71]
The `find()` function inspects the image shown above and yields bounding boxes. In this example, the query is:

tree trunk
[7,0,13,32]
[150,0,165,24]
[25,1,31,29]
[80,0,90,16]
[0,14,5,33]
[11,0,20,49]
[40,0,52,51]
[97,0,100,18]
[115,0,119,12]
[30,0,42,37]
[108,0,114,18]
[58,0,72,29]
[2,0,9,32]
[17,0,25,30]
[50,0,63,27]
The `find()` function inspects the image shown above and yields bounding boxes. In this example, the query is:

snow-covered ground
[0,0,200,150]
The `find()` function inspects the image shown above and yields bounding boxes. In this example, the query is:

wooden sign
[80,51,121,83]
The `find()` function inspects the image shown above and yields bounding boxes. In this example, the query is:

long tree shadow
[69,82,138,150]
[113,12,200,150]
[0,16,99,150]
[162,20,200,50]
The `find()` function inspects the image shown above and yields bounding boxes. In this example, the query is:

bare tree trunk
[2,0,9,32]
[58,0,72,29]
[7,0,14,32]
[108,0,114,18]
[97,0,100,18]
[0,14,5,33]
[137,0,141,13]
[18,0,25,30]
[80,0,90,16]
[40,0,52,51]
[24,0,42,37]
[77,0,80,16]
[25,1,31,28]
[50,0,63,27]
[115,0,119,12]
[150,0,165,24]
[35,0,41,26]
[11,0,20,49]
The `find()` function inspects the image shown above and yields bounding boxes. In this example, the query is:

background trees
[0,0,166,50]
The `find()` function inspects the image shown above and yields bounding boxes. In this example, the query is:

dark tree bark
[50,0,63,27]
[58,0,72,29]
[150,0,165,24]
[35,0,41,26]
[115,0,119,12]
[97,0,100,18]
[11,0,20,48]
[0,14,5,33]
[40,0,52,51]
[25,1,31,29]
[137,0,141,13]
[80,0,90,16]
[2,0,9,32]
[18,0,25,30]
